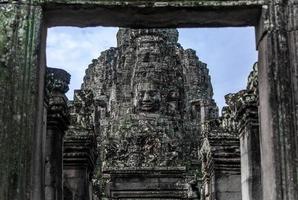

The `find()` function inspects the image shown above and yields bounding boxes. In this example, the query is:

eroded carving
[133,82,161,113]
[78,28,218,199]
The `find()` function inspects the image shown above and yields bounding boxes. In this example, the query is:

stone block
[216,174,241,192]
[217,191,242,200]
[63,168,90,200]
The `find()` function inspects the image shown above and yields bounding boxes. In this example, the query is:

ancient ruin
[80,28,218,199]
[0,0,297,200]
[58,28,258,200]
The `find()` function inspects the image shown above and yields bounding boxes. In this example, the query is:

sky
[46,27,257,111]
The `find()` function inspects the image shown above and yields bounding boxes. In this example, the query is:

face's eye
[148,91,156,97]
[138,91,145,97]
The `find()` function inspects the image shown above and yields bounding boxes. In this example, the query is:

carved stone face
[167,90,180,114]
[134,82,161,112]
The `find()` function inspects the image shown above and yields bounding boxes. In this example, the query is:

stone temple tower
[80,28,218,199]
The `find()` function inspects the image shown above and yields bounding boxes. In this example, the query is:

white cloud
[46,27,118,99]
[178,27,257,110]
[47,27,257,111]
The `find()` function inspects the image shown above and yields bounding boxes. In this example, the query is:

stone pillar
[257,1,298,199]
[0,4,45,200]
[63,90,97,200]
[236,92,261,200]
[45,68,70,200]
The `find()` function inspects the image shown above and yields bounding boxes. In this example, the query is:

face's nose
[143,91,151,101]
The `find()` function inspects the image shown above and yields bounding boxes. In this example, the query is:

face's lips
[141,102,154,110]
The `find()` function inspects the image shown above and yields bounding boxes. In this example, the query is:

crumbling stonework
[235,63,262,200]
[199,96,241,200]
[63,89,98,200]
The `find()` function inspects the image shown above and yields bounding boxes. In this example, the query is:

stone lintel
[43,1,263,28]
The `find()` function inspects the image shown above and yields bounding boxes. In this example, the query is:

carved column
[236,91,261,200]
[45,68,70,200]
[63,90,97,200]
[200,134,215,200]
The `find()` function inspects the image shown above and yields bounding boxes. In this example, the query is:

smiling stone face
[134,82,161,113]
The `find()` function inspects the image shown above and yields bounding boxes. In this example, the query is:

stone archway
[0,1,297,200]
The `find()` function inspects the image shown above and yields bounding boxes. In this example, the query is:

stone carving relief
[166,89,181,116]
[102,115,184,169]
[69,89,94,132]
[78,28,218,199]
[133,82,161,113]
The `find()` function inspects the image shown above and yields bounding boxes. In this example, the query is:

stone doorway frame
[0,1,297,200]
